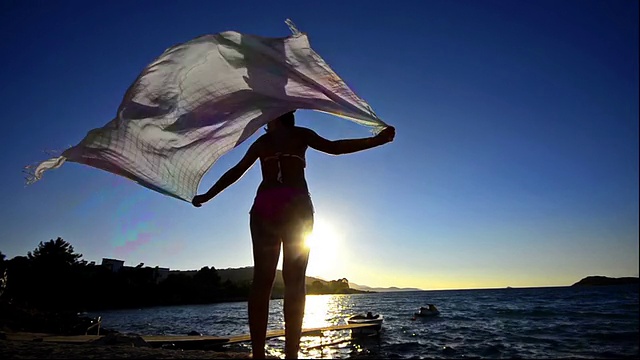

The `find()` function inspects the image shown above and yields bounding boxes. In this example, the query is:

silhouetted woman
[192,111,395,359]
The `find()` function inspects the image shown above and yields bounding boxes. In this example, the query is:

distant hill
[216,266,326,287]
[571,276,639,287]
[216,267,371,293]
[349,282,422,292]
[181,267,419,293]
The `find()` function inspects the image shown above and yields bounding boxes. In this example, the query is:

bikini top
[261,153,306,183]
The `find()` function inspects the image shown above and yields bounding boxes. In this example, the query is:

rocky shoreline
[0,336,252,359]
[0,303,255,359]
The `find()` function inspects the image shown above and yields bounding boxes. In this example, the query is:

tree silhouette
[1,237,365,315]
[309,280,326,293]
[28,237,84,267]
[0,251,6,298]
[193,266,222,302]
[24,238,86,310]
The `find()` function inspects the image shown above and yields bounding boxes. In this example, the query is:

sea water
[89,284,639,359]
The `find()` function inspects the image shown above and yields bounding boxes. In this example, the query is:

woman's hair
[277,111,295,127]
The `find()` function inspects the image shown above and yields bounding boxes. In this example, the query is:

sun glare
[304,218,343,277]
[304,218,340,250]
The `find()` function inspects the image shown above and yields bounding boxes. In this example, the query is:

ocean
[87,284,639,359]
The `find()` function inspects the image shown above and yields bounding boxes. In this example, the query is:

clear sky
[1,0,637,290]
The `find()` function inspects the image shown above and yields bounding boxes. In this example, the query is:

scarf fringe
[24,155,67,185]
[285,19,301,36]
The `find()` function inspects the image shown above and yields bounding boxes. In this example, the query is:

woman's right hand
[375,126,396,144]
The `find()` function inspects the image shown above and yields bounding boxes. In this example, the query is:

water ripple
[90,285,639,359]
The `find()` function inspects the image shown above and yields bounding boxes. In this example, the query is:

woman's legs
[282,215,313,359]
[248,217,281,359]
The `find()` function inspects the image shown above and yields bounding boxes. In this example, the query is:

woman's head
[266,111,295,132]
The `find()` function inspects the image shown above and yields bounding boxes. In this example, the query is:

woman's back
[255,126,310,193]
[191,117,393,208]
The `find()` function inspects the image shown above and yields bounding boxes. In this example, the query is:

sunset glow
[304,218,343,278]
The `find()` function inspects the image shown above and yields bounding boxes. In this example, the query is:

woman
[192,111,395,359]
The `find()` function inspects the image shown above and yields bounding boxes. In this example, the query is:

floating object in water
[347,312,383,335]
[414,304,440,318]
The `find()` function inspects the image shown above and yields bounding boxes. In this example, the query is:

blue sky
[0,0,637,290]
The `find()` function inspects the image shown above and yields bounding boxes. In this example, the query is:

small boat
[347,312,384,334]
[414,304,440,318]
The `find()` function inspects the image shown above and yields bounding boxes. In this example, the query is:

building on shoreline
[100,258,170,284]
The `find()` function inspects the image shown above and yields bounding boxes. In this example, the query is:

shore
[0,332,253,359]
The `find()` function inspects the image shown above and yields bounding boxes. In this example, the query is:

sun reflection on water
[265,294,368,359]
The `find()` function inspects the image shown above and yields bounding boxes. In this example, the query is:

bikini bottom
[249,187,314,236]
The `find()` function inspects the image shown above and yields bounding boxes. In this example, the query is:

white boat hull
[347,315,383,334]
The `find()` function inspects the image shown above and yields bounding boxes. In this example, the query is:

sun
[304,218,343,277]
[304,218,340,251]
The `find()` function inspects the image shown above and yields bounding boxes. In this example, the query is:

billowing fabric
[27,21,387,201]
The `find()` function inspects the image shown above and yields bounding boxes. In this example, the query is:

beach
[0,332,252,359]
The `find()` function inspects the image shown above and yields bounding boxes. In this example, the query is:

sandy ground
[0,341,253,359]
[0,332,254,359]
